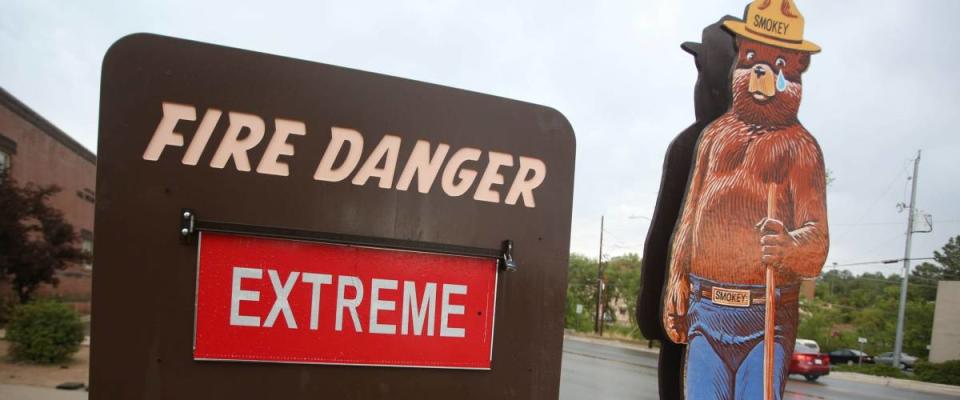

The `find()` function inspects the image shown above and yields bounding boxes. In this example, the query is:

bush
[915,360,960,386]
[5,301,85,363]
[0,295,14,325]
[604,322,645,340]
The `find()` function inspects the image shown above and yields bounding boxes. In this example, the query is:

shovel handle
[763,183,778,400]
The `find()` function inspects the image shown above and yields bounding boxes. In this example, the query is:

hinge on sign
[178,208,518,272]
[500,240,517,272]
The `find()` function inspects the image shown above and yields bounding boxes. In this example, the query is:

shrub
[915,360,960,386]
[0,295,14,325]
[5,301,85,363]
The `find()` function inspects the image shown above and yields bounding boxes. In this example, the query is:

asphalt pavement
[2,337,958,399]
[559,337,960,400]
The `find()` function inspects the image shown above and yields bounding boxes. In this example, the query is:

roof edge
[0,86,96,164]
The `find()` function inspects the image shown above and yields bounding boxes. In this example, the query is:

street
[2,336,959,399]
[560,337,960,400]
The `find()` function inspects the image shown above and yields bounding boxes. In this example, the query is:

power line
[832,219,960,227]
[833,167,906,241]
[826,257,934,268]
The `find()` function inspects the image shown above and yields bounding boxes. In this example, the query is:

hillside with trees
[564,235,959,359]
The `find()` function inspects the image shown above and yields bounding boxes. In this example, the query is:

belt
[693,281,799,307]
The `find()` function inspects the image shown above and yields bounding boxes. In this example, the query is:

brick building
[0,86,96,312]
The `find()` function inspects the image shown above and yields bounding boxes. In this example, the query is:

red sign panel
[193,232,498,369]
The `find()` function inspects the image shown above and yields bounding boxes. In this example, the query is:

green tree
[0,173,87,303]
[933,235,960,280]
[565,253,597,332]
[601,253,642,325]
[908,235,960,302]
[564,253,643,334]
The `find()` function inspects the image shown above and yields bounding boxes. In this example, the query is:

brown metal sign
[92,33,575,399]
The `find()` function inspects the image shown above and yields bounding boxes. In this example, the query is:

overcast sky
[3,1,959,276]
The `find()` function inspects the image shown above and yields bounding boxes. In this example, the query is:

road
[2,337,957,399]
[559,337,960,400]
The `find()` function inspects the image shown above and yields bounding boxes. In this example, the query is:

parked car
[789,339,830,381]
[874,352,918,370]
[828,349,874,365]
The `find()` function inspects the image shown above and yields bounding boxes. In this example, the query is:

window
[0,150,9,173]
[81,230,94,270]
[0,133,15,173]
[76,188,96,203]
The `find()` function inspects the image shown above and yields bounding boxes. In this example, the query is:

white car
[875,352,918,370]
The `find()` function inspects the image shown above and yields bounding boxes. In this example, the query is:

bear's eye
[776,57,786,67]
[746,51,755,61]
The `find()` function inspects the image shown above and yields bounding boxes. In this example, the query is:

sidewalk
[0,384,87,400]
[0,340,89,388]
[828,371,960,397]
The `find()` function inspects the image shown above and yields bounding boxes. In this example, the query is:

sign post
[93,34,575,399]
[858,337,868,366]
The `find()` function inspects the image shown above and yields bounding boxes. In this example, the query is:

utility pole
[893,150,921,368]
[594,215,605,335]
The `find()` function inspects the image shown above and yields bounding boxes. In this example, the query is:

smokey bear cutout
[641,1,829,399]
[634,15,737,400]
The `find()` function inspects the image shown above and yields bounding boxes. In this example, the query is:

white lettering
[335,276,364,332]
[369,279,398,334]
[229,267,262,327]
[440,284,467,338]
[505,156,547,208]
[301,272,332,330]
[352,134,401,189]
[441,148,482,197]
[263,270,299,329]
[143,102,195,161]
[473,151,513,203]
[144,104,552,208]
[395,140,450,193]
[314,127,364,182]
[401,281,437,336]
[181,108,222,165]
[256,118,306,176]
[210,111,266,171]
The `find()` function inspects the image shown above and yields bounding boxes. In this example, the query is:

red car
[789,339,830,381]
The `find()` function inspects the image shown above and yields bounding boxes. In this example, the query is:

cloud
[2,0,957,273]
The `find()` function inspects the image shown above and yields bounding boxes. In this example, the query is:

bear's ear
[681,42,702,57]
[798,52,812,73]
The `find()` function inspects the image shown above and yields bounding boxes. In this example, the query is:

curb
[828,371,960,397]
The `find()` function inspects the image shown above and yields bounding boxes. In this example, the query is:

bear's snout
[753,65,767,77]
[747,63,777,99]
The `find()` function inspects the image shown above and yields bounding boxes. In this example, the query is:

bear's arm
[666,132,713,287]
[784,137,829,278]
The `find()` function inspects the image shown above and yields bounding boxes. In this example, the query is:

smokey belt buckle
[711,287,752,308]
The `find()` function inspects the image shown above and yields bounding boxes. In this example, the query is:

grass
[831,363,913,379]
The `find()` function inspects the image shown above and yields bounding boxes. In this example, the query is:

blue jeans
[684,274,798,400]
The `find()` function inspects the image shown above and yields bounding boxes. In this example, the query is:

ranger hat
[723,0,821,53]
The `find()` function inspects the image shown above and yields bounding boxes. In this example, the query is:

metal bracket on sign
[178,208,517,272]
[180,208,196,244]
